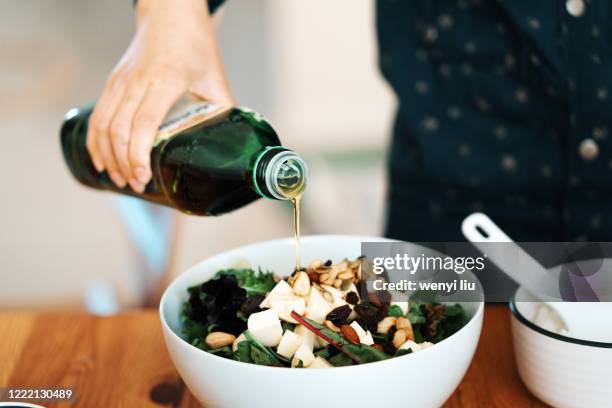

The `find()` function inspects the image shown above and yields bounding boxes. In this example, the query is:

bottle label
[155,94,227,144]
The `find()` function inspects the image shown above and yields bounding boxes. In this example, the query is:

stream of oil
[292,195,302,273]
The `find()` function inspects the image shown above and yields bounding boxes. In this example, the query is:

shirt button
[579,138,599,160]
[566,0,585,17]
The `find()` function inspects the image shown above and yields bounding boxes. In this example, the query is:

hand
[87,0,234,192]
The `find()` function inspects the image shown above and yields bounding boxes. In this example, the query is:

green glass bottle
[60,97,308,215]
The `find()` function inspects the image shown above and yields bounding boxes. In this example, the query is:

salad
[180,257,468,368]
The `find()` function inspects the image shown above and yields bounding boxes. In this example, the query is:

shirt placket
[561,0,608,241]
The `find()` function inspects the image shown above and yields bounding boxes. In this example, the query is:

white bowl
[160,235,484,408]
[510,287,612,408]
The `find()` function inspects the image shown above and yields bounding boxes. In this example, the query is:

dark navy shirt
[378,0,612,242]
[204,0,609,242]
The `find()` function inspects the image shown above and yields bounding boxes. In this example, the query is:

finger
[129,80,185,188]
[86,70,125,172]
[108,83,149,190]
[96,84,128,188]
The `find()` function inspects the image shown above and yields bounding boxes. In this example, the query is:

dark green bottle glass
[60,99,308,216]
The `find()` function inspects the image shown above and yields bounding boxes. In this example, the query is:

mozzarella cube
[294,324,315,350]
[268,294,306,323]
[259,280,293,308]
[305,287,333,323]
[349,321,374,345]
[308,356,333,369]
[247,309,283,347]
[399,340,434,353]
[292,343,315,367]
[361,330,374,346]
[276,330,303,359]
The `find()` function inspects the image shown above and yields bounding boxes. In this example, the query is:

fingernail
[110,171,126,188]
[128,178,144,194]
[92,158,104,172]
[134,167,149,184]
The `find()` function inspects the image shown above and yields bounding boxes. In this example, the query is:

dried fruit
[345,291,359,305]
[392,329,407,349]
[292,271,311,296]
[326,305,352,327]
[205,331,237,349]
[377,316,397,335]
[324,259,332,267]
[340,324,360,345]
[239,294,265,316]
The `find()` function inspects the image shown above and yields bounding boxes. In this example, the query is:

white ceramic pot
[510,287,612,408]
[160,235,484,408]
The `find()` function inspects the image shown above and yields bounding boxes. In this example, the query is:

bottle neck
[253,147,309,200]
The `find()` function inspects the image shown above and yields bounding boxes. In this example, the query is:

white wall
[0,0,394,309]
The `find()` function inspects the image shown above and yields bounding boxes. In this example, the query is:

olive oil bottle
[60,96,308,215]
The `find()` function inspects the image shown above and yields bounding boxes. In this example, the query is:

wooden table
[0,305,547,407]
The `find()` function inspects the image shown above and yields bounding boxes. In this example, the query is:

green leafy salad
[180,258,469,368]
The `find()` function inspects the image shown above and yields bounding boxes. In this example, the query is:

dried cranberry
[326,305,351,327]
[345,291,359,305]
[240,294,265,316]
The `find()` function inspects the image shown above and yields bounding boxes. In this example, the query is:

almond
[338,270,355,280]
[392,329,407,349]
[340,324,360,345]
[205,331,236,349]
[292,271,311,297]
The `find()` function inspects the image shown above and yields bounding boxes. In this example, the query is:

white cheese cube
[247,309,283,347]
[349,321,374,345]
[399,340,434,353]
[305,287,333,323]
[276,330,303,359]
[308,356,333,369]
[259,280,293,308]
[268,294,306,323]
[361,330,374,346]
[292,343,315,367]
[294,324,315,350]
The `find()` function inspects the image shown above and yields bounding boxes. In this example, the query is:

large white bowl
[510,287,612,408]
[160,235,484,408]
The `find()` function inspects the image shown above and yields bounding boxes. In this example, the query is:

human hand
[87,0,234,192]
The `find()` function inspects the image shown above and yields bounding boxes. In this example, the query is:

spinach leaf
[234,341,252,363]
[300,316,390,364]
[388,304,405,317]
[215,268,276,296]
[395,347,413,357]
[328,352,354,367]
[407,302,426,325]
[243,330,288,366]
[207,345,233,358]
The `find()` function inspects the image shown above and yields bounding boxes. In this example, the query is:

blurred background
[0,0,395,311]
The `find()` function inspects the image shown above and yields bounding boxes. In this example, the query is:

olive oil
[60,96,309,215]
[292,195,302,273]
